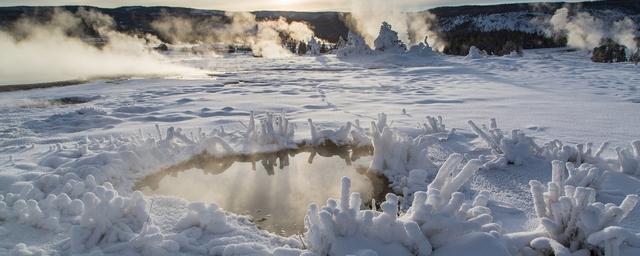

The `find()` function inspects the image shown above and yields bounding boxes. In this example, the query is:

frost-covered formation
[243,111,296,152]
[420,116,447,135]
[465,46,486,59]
[616,140,640,177]
[374,22,407,54]
[308,119,352,146]
[369,114,438,189]
[510,178,639,255]
[542,140,608,166]
[550,160,605,189]
[336,31,374,58]
[304,155,503,256]
[468,119,540,166]
[308,36,321,55]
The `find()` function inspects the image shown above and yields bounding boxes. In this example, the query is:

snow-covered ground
[1,49,639,255]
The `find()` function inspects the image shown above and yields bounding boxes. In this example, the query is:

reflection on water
[135,146,389,236]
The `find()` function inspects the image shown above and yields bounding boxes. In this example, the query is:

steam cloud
[549,7,638,51]
[0,8,202,86]
[151,12,316,58]
[345,0,446,51]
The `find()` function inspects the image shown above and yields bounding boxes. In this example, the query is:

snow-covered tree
[468,119,541,166]
[336,31,373,58]
[374,22,407,54]
[308,36,321,55]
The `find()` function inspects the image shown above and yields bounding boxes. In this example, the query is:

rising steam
[344,0,445,51]
[151,12,316,58]
[549,7,638,51]
[0,8,202,86]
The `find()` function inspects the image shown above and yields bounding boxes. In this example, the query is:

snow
[1,45,639,255]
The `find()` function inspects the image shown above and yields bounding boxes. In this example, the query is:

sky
[0,0,578,11]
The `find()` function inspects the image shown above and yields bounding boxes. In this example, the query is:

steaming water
[135,147,389,236]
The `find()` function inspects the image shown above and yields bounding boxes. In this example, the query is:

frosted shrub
[70,185,149,253]
[373,22,407,54]
[542,140,608,165]
[420,116,447,135]
[519,178,639,255]
[305,155,501,255]
[468,119,540,166]
[369,119,436,189]
[243,111,296,152]
[616,140,640,177]
[308,119,352,146]
[550,160,605,189]
[175,202,230,233]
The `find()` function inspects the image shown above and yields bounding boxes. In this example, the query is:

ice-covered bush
[369,117,437,189]
[616,140,640,177]
[374,22,407,54]
[243,111,296,152]
[308,119,352,146]
[468,119,540,166]
[305,154,503,255]
[420,116,447,135]
[542,140,608,165]
[70,185,149,253]
[336,32,374,58]
[550,160,605,189]
[515,178,639,255]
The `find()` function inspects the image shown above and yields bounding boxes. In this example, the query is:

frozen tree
[336,31,373,58]
[307,36,321,55]
[374,22,407,54]
[550,160,605,189]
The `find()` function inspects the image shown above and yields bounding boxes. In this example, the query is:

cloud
[0,8,202,86]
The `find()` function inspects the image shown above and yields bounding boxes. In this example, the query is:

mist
[344,0,446,51]
[151,12,316,58]
[549,7,638,52]
[0,8,203,86]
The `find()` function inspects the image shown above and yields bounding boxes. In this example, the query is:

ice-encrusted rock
[407,43,435,57]
[308,36,321,55]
